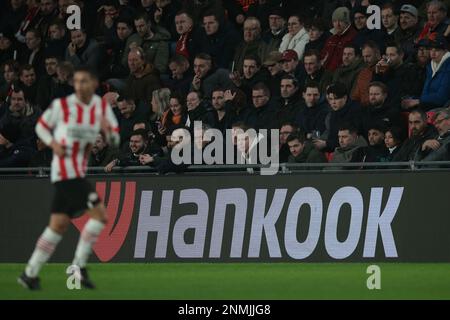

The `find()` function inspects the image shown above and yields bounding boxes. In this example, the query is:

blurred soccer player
[18,66,120,290]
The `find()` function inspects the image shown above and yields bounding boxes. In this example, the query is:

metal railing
[0,161,450,177]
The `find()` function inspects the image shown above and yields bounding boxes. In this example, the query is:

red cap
[281,49,298,62]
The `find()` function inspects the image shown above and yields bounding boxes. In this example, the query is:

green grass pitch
[1,263,449,300]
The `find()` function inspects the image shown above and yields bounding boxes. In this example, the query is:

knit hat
[332,7,351,24]
[400,4,418,18]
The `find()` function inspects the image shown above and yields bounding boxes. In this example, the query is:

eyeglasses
[252,95,266,99]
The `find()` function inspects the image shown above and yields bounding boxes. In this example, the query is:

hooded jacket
[288,141,327,164]
[125,63,161,104]
[330,135,368,167]
[420,52,450,110]
[332,58,365,94]
[140,26,171,73]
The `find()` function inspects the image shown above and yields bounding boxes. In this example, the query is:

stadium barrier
[1,163,450,263]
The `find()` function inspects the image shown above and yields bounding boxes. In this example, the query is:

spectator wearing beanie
[396,4,423,60]
[321,7,358,72]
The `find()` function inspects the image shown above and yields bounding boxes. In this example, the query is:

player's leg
[18,214,71,290]
[72,203,107,270]
[71,190,107,289]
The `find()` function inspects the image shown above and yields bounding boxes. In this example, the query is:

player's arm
[102,100,120,148]
[35,101,65,157]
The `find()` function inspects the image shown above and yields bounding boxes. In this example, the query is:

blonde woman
[151,87,171,121]
[279,15,310,60]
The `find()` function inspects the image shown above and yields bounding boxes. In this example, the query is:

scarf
[431,51,450,78]
[176,31,191,59]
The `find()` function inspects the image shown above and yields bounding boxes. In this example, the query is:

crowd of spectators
[0,0,449,172]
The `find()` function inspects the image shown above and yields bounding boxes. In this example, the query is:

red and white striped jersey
[35,93,120,183]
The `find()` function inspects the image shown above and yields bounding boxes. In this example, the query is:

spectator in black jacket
[274,75,302,129]
[393,109,439,161]
[314,82,363,152]
[186,90,218,129]
[363,121,389,163]
[384,126,405,161]
[195,11,240,69]
[0,28,21,63]
[362,81,401,134]
[114,95,147,148]
[65,28,102,73]
[245,82,277,130]
[0,60,19,103]
[0,0,27,36]
[105,128,163,172]
[46,19,69,60]
[36,55,60,110]
[33,0,58,40]
[296,82,329,139]
[279,121,298,163]
[352,6,385,52]
[104,16,141,81]
[191,53,233,102]
[262,7,287,53]
[230,54,270,105]
[23,29,45,77]
[0,121,34,167]
[94,0,121,44]
[18,64,38,105]
[373,42,418,107]
[399,39,430,111]
[164,54,192,96]
[0,84,41,143]
[304,18,330,53]
[211,87,236,134]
